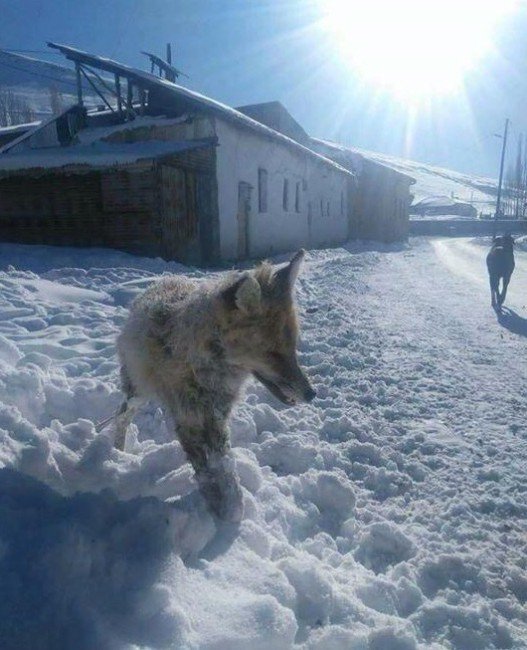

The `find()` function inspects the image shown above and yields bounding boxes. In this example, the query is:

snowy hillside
[356,147,498,215]
[0,238,526,649]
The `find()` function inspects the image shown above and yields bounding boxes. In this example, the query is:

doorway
[237,181,252,259]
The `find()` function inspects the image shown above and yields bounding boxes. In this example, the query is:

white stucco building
[0,44,355,265]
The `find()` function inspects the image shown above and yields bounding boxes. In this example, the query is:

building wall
[310,141,414,243]
[353,160,413,242]
[214,118,351,261]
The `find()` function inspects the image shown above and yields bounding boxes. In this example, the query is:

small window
[258,168,268,213]
[283,179,289,211]
[327,201,330,217]
[320,198,323,217]
[340,191,344,215]
[295,182,301,213]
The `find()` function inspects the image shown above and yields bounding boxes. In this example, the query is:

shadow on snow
[496,307,527,338]
[0,467,235,650]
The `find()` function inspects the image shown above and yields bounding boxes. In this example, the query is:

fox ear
[222,274,262,314]
[273,249,305,296]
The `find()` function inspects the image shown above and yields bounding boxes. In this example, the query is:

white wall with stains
[214,117,351,261]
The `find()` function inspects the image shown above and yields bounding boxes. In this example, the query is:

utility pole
[495,118,509,229]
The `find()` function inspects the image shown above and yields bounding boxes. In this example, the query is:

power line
[0,58,106,94]
[2,49,62,55]
[0,58,79,90]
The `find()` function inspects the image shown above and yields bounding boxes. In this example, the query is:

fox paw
[198,468,244,523]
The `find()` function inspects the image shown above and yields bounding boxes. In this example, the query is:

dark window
[295,182,301,213]
[258,168,268,213]
[283,178,289,211]
[327,201,330,217]
[341,191,344,215]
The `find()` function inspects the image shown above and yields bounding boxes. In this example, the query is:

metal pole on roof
[494,117,509,237]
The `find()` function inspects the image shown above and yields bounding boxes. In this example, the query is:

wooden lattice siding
[160,166,201,259]
[101,170,156,213]
[0,145,219,263]
[0,168,159,253]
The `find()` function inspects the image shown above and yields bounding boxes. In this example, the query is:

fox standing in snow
[486,234,515,311]
[113,250,315,521]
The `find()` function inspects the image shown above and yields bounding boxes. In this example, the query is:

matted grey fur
[114,250,315,521]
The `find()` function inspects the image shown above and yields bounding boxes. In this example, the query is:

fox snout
[254,357,316,406]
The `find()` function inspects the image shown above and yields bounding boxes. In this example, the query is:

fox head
[218,250,316,406]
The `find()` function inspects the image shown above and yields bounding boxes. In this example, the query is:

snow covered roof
[0,121,40,136]
[413,195,467,208]
[0,138,214,175]
[46,43,354,178]
[311,137,416,184]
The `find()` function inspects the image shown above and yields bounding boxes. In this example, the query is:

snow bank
[0,240,525,648]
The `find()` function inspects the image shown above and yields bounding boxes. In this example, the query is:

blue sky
[2,0,526,178]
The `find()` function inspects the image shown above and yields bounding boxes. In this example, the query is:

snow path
[0,240,526,649]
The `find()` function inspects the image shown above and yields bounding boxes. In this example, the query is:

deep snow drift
[0,239,526,649]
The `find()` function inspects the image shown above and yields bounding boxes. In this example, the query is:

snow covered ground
[0,238,526,649]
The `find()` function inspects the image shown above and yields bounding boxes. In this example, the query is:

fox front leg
[176,409,243,522]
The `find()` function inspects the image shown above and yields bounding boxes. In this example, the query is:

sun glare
[323,0,514,103]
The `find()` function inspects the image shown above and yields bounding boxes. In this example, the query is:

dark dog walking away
[486,234,515,311]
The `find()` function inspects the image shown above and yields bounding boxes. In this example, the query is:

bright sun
[323,0,514,103]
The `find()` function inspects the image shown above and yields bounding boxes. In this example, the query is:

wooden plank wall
[0,145,218,262]
[0,167,159,254]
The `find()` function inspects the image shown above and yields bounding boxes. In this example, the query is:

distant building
[310,139,415,242]
[0,45,354,265]
[410,196,477,219]
[237,101,311,146]
[233,105,415,243]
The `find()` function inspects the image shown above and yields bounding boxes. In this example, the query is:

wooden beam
[79,65,115,113]
[115,75,122,115]
[126,79,133,121]
[75,62,83,106]
[140,50,188,80]
[82,64,118,98]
